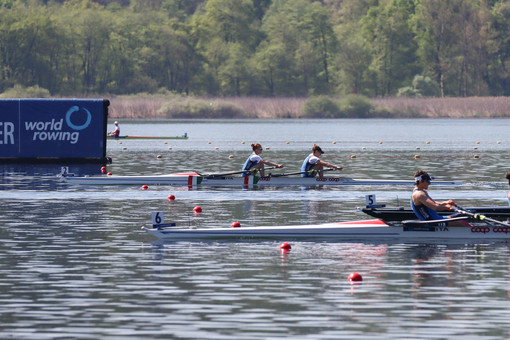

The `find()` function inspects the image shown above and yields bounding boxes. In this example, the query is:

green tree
[361,0,419,96]
[256,0,337,96]
[485,1,510,95]
[193,0,260,95]
[329,0,377,95]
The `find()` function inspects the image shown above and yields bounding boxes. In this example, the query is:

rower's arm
[318,160,342,170]
[262,160,283,168]
[415,191,452,211]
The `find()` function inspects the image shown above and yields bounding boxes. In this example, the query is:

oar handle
[271,168,339,178]
[204,166,278,177]
[453,206,510,227]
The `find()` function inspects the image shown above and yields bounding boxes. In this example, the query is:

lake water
[1,119,510,339]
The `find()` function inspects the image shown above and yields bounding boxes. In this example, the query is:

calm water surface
[1,119,510,339]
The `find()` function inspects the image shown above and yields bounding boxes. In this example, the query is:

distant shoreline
[107,96,510,119]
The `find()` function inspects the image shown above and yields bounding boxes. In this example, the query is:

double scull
[62,172,461,187]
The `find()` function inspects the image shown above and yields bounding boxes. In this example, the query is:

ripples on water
[1,119,509,339]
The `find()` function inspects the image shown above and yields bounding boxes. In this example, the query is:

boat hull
[108,135,188,140]
[62,173,461,187]
[142,219,510,240]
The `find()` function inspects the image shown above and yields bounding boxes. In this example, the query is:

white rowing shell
[63,173,460,187]
[142,219,510,240]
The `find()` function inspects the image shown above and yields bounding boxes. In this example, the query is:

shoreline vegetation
[107,96,510,119]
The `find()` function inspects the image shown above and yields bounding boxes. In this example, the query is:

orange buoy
[230,221,241,228]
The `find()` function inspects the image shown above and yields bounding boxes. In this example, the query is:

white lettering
[54,119,62,130]
[32,130,79,144]
[0,122,15,145]
[70,132,79,144]
[26,118,79,144]
[25,119,64,131]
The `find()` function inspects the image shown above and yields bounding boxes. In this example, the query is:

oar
[203,166,278,177]
[453,206,510,227]
[270,168,338,178]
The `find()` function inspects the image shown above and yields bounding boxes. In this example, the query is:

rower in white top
[241,143,283,177]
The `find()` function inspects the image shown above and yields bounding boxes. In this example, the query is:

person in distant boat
[505,172,510,205]
[301,144,343,178]
[108,121,120,137]
[411,170,468,226]
[242,143,283,177]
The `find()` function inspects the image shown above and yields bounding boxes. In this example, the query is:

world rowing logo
[25,106,92,144]
[65,106,91,130]
[471,226,491,234]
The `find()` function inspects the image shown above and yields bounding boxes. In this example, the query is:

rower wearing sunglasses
[505,171,510,205]
[411,170,467,226]
[242,143,283,177]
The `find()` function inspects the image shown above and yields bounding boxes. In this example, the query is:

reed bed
[107,96,510,119]
[373,97,510,118]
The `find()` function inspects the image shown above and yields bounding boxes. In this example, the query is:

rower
[242,143,283,177]
[301,144,343,178]
[108,121,120,138]
[411,170,469,226]
[505,172,510,206]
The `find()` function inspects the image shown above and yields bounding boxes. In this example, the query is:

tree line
[0,0,508,98]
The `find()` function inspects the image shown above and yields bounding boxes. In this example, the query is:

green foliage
[397,86,420,97]
[303,94,377,118]
[0,84,51,98]
[302,96,341,118]
[412,75,440,97]
[158,97,247,118]
[397,74,440,97]
[0,0,508,98]
[338,94,374,118]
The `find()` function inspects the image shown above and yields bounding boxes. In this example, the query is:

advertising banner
[0,99,108,163]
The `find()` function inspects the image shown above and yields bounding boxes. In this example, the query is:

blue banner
[0,99,108,162]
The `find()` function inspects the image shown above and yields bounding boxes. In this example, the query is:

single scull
[108,134,188,140]
[142,217,510,240]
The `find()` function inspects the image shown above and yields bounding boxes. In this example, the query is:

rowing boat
[361,206,510,222]
[61,172,461,187]
[142,216,510,240]
[360,194,510,222]
[107,134,188,140]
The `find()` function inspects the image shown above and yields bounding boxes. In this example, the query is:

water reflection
[2,120,510,338]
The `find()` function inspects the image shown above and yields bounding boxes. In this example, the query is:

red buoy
[168,194,175,201]
[348,272,363,282]
[280,242,291,250]
[101,166,106,174]
[193,206,202,213]
[231,221,241,228]
[141,185,148,190]
[107,172,112,176]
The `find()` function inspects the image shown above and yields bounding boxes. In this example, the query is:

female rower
[411,170,468,226]
[505,171,510,205]
[301,144,343,178]
[242,143,283,177]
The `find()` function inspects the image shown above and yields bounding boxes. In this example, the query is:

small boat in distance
[107,133,188,140]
